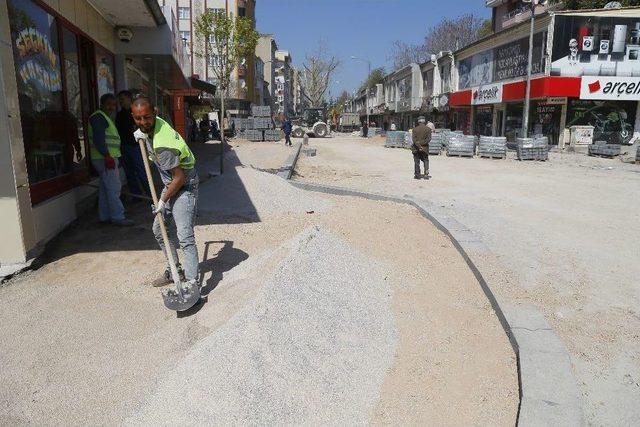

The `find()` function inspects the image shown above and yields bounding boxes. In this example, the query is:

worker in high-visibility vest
[132,95,199,288]
[88,93,134,226]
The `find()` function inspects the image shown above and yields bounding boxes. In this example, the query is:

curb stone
[276,142,303,179]
[286,180,585,427]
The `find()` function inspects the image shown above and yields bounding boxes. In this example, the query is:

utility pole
[351,56,371,126]
[522,0,547,139]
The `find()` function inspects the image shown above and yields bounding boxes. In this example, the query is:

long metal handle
[138,138,183,292]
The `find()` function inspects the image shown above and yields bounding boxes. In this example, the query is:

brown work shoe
[151,268,186,287]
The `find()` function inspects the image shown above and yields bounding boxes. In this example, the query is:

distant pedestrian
[362,121,369,138]
[411,116,431,180]
[281,117,293,146]
[390,122,397,131]
[116,90,149,199]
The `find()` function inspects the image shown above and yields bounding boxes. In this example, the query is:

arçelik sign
[580,76,640,101]
[471,83,503,105]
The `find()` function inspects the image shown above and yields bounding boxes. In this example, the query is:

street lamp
[522,0,548,139]
[351,55,371,127]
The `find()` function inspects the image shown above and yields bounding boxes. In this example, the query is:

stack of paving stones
[263,129,282,141]
[428,133,443,155]
[244,129,264,142]
[385,131,407,148]
[588,141,621,158]
[637,144,640,163]
[446,135,475,157]
[251,105,271,117]
[478,136,507,159]
[434,129,451,148]
[516,136,549,161]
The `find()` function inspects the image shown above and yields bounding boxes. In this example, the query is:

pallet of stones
[263,129,282,141]
[232,117,249,131]
[516,137,549,161]
[588,141,621,158]
[385,131,408,148]
[446,136,475,157]
[428,135,444,155]
[251,105,272,117]
[637,144,640,163]
[244,129,264,142]
[478,136,507,159]
[251,117,273,130]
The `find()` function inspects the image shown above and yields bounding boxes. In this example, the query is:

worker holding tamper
[131,95,200,288]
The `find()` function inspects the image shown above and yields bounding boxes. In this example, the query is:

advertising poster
[457,32,545,90]
[551,15,640,78]
[8,0,63,112]
[566,99,637,144]
[96,50,115,98]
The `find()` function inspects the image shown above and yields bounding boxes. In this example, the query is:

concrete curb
[276,142,303,180]
[287,180,585,427]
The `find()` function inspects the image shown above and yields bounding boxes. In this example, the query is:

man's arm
[89,114,110,157]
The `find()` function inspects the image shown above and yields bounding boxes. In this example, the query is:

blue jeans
[121,144,149,196]
[153,177,199,281]
[92,158,125,222]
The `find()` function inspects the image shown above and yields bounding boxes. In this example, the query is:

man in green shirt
[131,96,199,287]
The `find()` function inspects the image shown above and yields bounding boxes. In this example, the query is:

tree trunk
[220,90,225,175]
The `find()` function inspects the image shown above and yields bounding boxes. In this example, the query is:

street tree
[300,42,341,108]
[194,9,258,172]
[389,14,487,70]
[359,67,386,92]
[551,0,639,8]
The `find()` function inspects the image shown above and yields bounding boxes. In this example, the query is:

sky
[256,0,490,97]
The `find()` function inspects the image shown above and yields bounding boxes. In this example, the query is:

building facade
[274,49,293,117]
[0,0,191,272]
[255,34,278,111]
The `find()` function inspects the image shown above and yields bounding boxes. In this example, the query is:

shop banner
[458,32,546,89]
[552,15,640,77]
[580,76,640,100]
[471,82,503,105]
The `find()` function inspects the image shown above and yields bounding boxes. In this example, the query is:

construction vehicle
[291,107,329,138]
[338,112,360,133]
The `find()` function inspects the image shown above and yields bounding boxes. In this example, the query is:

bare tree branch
[299,42,340,108]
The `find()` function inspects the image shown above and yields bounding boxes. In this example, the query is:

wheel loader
[291,108,329,138]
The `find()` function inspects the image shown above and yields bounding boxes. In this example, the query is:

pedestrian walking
[362,121,369,138]
[132,96,200,287]
[89,93,134,226]
[411,116,431,180]
[281,117,293,146]
[116,90,149,200]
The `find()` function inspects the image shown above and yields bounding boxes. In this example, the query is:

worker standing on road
[89,93,134,226]
[281,117,293,146]
[131,96,200,288]
[411,116,431,180]
[116,90,149,200]
[362,120,369,138]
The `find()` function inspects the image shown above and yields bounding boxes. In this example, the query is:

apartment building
[274,49,294,117]
[256,34,278,112]
[158,0,257,117]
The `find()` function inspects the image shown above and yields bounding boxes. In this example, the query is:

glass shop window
[8,0,69,192]
[95,47,115,99]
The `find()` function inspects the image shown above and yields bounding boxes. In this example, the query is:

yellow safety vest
[88,110,121,160]
[152,117,196,170]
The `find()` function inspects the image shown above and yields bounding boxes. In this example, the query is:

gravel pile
[198,166,331,219]
[126,226,397,425]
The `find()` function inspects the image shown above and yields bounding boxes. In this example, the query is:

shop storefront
[474,105,494,136]
[7,0,116,205]
[566,99,637,145]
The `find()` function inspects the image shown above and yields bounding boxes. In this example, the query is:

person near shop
[281,117,293,146]
[411,116,431,180]
[131,95,200,287]
[390,121,397,131]
[89,93,134,226]
[116,90,149,200]
[362,120,369,138]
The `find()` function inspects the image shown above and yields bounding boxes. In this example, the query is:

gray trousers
[413,151,429,176]
[153,177,199,281]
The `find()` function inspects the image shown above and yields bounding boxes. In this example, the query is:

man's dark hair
[132,94,155,110]
[117,90,133,99]
[100,93,116,106]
